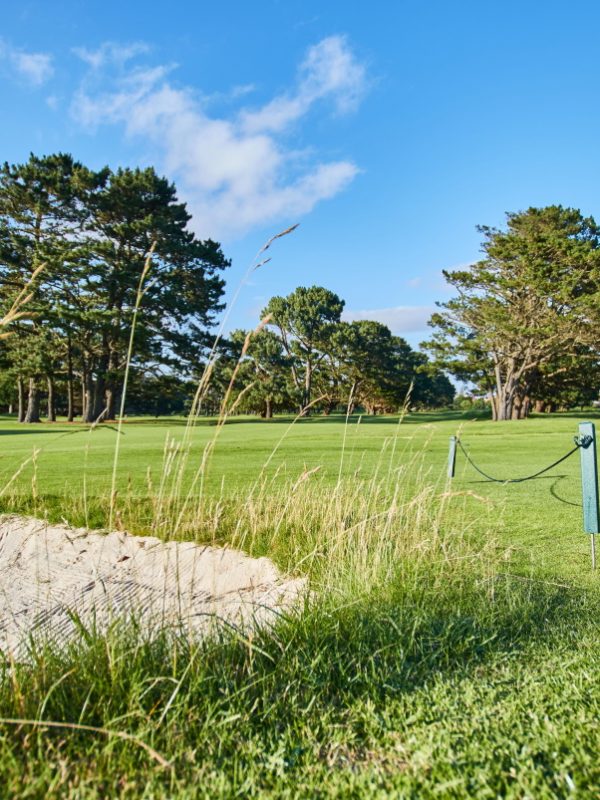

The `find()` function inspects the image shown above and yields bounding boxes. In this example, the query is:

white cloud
[241,35,367,134]
[0,40,54,86]
[342,306,436,334]
[73,41,150,70]
[70,35,366,239]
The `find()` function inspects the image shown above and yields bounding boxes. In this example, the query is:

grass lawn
[0,410,596,581]
[0,410,599,797]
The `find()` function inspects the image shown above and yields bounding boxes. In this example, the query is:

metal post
[578,421,599,569]
[448,435,457,479]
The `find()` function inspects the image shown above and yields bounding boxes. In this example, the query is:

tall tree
[263,285,344,413]
[425,206,600,419]
[0,153,106,421]
[325,320,398,413]
[225,329,294,418]
[82,167,228,421]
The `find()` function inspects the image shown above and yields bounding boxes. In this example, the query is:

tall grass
[0,463,591,797]
[2,411,597,796]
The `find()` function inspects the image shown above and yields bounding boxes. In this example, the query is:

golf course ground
[0,410,598,797]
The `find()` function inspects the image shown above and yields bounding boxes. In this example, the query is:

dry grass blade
[0,264,45,335]
[252,257,271,273]
[0,717,172,770]
[219,314,273,420]
[182,224,298,431]
[258,223,300,255]
[438,490,495,503]
[291,465,322,493]
[109,243,156,529]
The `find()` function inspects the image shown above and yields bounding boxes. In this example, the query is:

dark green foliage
[258,288,453,416]
[0,154,229,423]
[425,206,600,420]
[263,285,345,411]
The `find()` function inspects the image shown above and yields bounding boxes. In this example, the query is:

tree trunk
[46,376,56,422]
[511,394,522,420]
[24,378,41,423]
[264,396,273,419]
[302,358,312,416]
[82,373,96,424]
[493,373,518,421]
[105,344,121,421]
[496,391,514,421]
[91,374,106,422]
[533,399,545,413]
[81,376,87,421]
[17,378,25,422]
[105,387,118,421]
[66,334,74,422]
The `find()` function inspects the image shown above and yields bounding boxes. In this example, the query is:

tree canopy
[1,153,455,423]
[424,206,600,419]
[0,153,229,422]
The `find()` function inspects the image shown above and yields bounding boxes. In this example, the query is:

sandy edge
[0,515,307,658]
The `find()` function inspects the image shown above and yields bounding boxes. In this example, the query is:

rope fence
[455,437,586,484]
[448,423,599,569]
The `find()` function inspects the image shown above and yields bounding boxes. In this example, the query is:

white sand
[0,516,306,658]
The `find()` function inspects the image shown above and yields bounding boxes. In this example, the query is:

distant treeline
[206,286,455,418]
[0,153,454,422]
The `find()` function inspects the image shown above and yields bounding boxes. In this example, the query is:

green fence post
[448,435,457,479]
[578,421,599,569]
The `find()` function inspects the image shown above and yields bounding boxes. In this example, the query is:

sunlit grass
[0,412,599,796]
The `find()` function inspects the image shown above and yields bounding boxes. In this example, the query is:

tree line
[209,285,454,418]
[0,153,454,422]
[5,156,595,423]
[0,153,228,422]
[425,205,600,419]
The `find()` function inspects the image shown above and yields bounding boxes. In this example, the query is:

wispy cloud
[72,41,150,70]
[240,36,367,134]
[342,305,436,334]
[0,40,53,86]
[70,36,366,239]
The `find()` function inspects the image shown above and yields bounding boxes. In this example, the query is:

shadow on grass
[533,409,600,419]
[177,410,489,426]
[464,473,558,482]
[549,476,582,507]
[0,424,123,437]
[0,410,493,431]
[12,575,594,759]
[0,428,68,436]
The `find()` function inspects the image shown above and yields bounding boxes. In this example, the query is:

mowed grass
[0,411,599,797]
[0,410,595,581]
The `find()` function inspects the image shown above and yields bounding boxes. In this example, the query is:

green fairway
[0,410,596,582]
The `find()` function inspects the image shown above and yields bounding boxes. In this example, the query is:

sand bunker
[0,516,306,658]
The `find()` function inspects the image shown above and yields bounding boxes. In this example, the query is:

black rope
[456,438,584,484]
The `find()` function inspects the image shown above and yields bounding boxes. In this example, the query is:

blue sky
[2,0,600,346]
